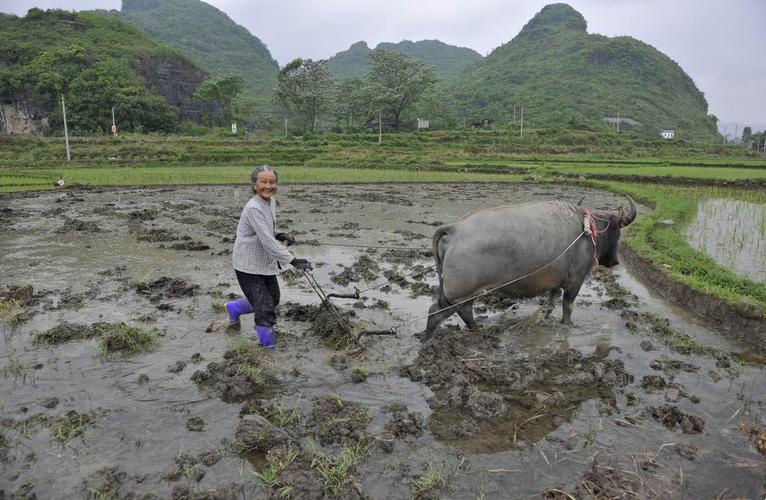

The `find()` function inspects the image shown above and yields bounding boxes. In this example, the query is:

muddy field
[1,183,764,499]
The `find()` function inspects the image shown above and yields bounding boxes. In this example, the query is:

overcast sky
[2,0,764,126]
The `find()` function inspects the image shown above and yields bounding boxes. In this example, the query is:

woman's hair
[251,165,278,182]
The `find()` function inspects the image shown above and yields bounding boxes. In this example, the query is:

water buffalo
[424,197,637,339]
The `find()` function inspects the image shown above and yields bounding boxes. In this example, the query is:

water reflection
[686,198,766,283]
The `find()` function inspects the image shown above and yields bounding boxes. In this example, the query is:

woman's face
[253,171,278,201]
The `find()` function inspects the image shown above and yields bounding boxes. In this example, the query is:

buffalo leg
[424,302,455,341]
[455,299,478,330]
[543,289,560,319]
[561,282,583,325]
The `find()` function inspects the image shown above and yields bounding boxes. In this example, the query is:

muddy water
[1,184,764,499]
[686,198,766,283]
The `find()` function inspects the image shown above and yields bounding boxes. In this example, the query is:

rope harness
[421,228,588,322]
[300,212,602,337]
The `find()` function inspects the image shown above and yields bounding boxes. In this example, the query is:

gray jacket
[232,195,293,275]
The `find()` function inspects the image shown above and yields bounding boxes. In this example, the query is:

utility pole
[111,106,117,136]
[283,117,288,136]
[616,109,620,133]
[520,105,524,139]
[513,105,516,126]
[378,110,382,144]
[61,94,71,161]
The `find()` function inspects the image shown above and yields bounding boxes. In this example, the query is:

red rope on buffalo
[582,208,601,267]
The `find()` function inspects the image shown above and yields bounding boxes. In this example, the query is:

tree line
[196,50,438,133]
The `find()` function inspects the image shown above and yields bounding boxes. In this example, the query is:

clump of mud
[240,398,301,430]
[191,342,276,403]
[646,405,705,434]
[164,237,210,251]
[84,466,125,499]
[32,322,160,356]
[310,305,359,350]
[330,254,380,285]
[281,302,321,322]
[169,483,240,499]
[545,459,643,499]
[127,208,158,222]
[162,450,223,482]
[55,217,101,233]
[53,288,98,310]
[134,228,177,242]
[744,425,766,457]
[591,267,638,305]
[132,277,199,302]
[650,357,699,376]
[258,446,329,499]
[305,395,372,446]
[33,322,100,344]
[404,325,633,450]
[0,283,42,325]
[382,403,424,444]
[622,310,729,365]
[380,248,431,265]
[204,217,238,236]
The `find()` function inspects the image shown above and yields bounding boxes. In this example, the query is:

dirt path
[1,184,764,499]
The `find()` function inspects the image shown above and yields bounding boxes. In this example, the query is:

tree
[193,74,244,125]
[365,50,437,128]
[742,126,752,146]
[415,87,461,129]
[333,77,370,129]
[275,58,335,132]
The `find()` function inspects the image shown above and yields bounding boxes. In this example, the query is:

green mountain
[451,3,719,140]
[0,8,208,134]
[327,40,484,79]
[119,0,279,106]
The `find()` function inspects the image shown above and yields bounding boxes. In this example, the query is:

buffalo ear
[618,197,637,227]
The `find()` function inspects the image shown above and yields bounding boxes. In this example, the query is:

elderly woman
[226,165,312,349]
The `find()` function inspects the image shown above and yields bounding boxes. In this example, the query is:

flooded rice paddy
[1,183,765,499]
[686,198,766,283]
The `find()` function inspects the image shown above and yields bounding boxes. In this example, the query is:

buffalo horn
[619,197,637,226]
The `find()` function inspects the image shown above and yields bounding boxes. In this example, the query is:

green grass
[262,397,300,427]
[0,299,27,326]
[0,165,526,192]
[229,338,270,387]
[411,462,448,499]
[311,440,371,497]
[551,164,766,180]
[253,444,301,497]
[591,182,766,309]
[97,323,160,357]
[53,411,91,445]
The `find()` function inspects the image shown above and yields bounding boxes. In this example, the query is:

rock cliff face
[120,0,279,107]
[0,101,49,136]
[134,54,211,122]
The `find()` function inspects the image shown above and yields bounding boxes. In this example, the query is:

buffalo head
[597,197,637,267]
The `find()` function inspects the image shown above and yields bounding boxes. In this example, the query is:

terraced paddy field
[1,132,765,498]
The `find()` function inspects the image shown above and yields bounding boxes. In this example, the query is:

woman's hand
[276,232,296,246]
[290,258,312,270]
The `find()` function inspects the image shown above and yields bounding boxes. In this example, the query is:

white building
[660,129,675,139]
